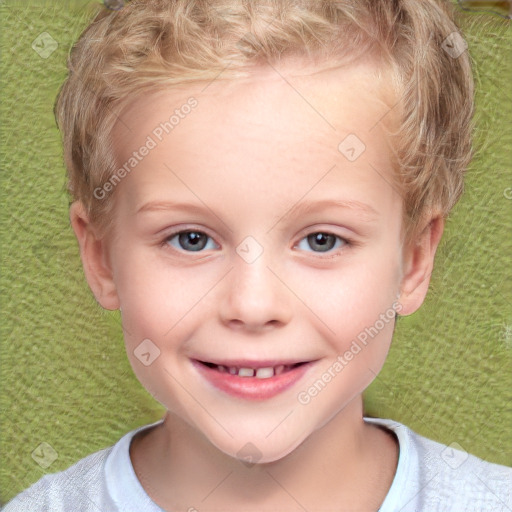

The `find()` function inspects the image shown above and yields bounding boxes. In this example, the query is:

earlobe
[69,201,120,310]
[398,217,444,316]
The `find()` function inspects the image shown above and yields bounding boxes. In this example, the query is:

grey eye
[296,232,345,253]
[166,231,216,252]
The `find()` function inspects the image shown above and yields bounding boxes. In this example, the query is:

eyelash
[161,228,352,258]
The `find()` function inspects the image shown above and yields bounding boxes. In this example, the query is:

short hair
[54,0,474,242]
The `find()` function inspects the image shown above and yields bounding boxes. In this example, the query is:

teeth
[212,364,295,378]
[255,367,274,379]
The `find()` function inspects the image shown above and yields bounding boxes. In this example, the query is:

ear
[69,201,120,310]
[398,216,444,316]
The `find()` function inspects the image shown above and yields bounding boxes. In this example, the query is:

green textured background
[0,0,511,505]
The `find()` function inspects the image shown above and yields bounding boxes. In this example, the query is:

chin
[207,427,308,466]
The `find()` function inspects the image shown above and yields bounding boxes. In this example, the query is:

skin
[70,58,444,511]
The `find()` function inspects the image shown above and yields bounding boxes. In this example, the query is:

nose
[218,249,292,332]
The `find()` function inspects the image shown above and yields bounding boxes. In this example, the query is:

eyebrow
[287,199,379,220]
[136,198,379,221]
[136,200,206,215]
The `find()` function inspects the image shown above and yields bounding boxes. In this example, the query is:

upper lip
[193,358,314,369]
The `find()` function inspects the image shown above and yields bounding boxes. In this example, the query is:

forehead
[114,58,394,144]
[111,59,400,222]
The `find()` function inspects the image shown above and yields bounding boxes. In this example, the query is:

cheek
[313,257,398,315]
[290,250,402,356]
[112,249,194,405]
[114,249,209,340]
[292,256,401,425]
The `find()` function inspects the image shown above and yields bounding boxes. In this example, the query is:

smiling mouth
[192,358,315,400]
[197,361,306,379]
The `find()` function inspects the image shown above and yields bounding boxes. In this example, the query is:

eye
[296,232,348,253]
[165,230,218,252]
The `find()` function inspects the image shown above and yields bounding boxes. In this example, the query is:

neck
[130,397,398,511]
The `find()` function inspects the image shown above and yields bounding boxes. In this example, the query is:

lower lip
[192,360,314,400]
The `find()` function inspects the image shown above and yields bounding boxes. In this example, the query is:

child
[3,0,511,510]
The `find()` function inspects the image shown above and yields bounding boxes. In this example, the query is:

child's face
[90,60,427,462]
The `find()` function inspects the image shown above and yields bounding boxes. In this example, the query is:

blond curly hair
[54,0,474,241]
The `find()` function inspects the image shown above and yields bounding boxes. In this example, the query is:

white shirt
[2,417,511,511]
